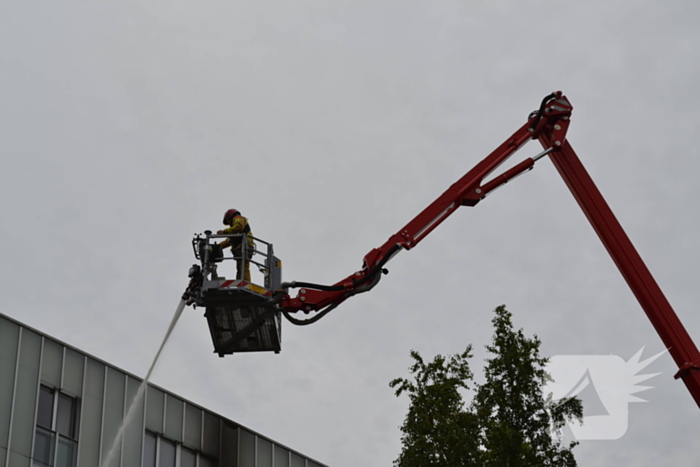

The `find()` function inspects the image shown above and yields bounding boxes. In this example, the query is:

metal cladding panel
[164,395,183,442]
[10,329,41,459]
[7,450,29,467]
[145,386,164,434]
[0,446,5,467]
[78,358,105,467]
[62,348,84,397]
[220,424,238,467]
[184,404,202,450]
[273,445,289,467]
[40,338,63,389]
[122,376,145,467]
[202,412,221,457]
[290,452,305,467]
[101,367,126,467]
[257,437,272,467]
[239,429,255,467]
[201,412,220,458]
[0,320,19,450]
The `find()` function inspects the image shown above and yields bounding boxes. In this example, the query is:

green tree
[389,347,481,467]
[473,305,582,466]
[391,305,582,467]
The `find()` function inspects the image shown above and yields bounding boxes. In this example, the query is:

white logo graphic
[544,347,665,440]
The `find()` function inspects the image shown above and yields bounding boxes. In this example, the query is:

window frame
[144,430,217,467]
[33,385,80,467]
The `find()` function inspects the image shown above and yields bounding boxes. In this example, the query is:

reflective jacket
[219,215,254,254]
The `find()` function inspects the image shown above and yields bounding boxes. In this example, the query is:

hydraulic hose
[352,244,399,288]
[529,92,558,131]
[283,302,340,326]
[280,281,346,292]
[282,270,383,326]
[279,244,398,327]
[263,291,286,307]
[281,244,399,294]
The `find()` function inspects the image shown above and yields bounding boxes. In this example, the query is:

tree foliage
[389,347,480,467]
[391,305,583,467]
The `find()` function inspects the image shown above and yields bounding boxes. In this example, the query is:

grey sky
[2,1,699,465]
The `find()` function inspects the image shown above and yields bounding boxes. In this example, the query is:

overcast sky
[2,1,700,465]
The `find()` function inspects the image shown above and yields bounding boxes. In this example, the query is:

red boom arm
[279,92,700,407]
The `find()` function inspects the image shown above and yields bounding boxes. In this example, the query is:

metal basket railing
[193,232,276,286]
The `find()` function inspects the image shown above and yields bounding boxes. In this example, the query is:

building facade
[0,313,327,467]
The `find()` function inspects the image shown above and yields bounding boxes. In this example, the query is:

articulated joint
[527,92,573,149]
[673,361,700,380]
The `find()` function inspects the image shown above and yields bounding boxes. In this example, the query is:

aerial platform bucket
[188,231,283,356]
[203,281,281,356]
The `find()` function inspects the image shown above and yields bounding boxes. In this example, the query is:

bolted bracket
[674,361,700,380]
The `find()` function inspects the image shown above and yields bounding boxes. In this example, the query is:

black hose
[529,92,558,131]
[283,302,340,326]
[282,265,384,326]
[263,291,286,307]
[352,244,400,288]
[280,245,399,293]
[278,244,398,328]
[281,281,346,292]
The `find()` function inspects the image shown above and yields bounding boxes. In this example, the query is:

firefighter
[217,209,254,281]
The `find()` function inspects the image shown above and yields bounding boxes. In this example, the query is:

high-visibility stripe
[219,280,249,288]
[248,283,266,294]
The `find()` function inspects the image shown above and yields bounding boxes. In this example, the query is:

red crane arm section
[389,123,532,250]
[360,92,574,267]
[538,133,700,408]
[280,119,541,313]
[280,92,700,407]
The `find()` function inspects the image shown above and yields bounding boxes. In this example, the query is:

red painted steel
[478,158,535,197]
[539,135,700,408]
[279,92,700,407]
[280,121,539,313]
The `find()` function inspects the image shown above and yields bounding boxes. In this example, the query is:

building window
[33,385,79,467]
[144,431,216,467]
